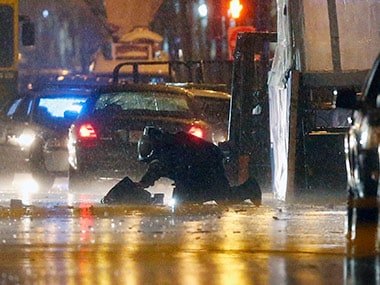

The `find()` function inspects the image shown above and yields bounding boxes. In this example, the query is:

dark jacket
[138,129,231,203]
[102,127,261,205]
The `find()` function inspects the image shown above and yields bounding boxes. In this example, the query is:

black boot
[231,177,262,206]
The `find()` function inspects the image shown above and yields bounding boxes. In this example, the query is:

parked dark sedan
[190,88,231,144]
[164,83,231,144]
[68,84,212,192]
[335,52,380,240]
[0,87,90,192]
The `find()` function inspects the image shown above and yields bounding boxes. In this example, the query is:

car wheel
[31,170,55,191]
[347,150,379,249]
[346,187,355,239]
[347,200,379,255]
[68,165,92,192]
[29,141,55,191]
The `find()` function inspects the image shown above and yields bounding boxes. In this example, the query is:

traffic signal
[229,0,243,19]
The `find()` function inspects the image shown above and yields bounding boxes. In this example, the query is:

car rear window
[196,97,230,124]
[37,97,87,118]
[95,91,190,112]
[34,96,88,127]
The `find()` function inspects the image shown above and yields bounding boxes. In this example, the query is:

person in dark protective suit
[101,126,262,205]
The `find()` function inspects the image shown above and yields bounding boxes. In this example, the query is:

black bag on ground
[101,176,152,205]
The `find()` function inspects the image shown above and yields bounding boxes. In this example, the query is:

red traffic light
[229,0,243,19]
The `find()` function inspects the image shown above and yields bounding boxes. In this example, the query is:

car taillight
[188,125,204,139]
[78,123,97,139]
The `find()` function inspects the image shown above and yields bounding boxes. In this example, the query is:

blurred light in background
[198,3,208,18]
[42,9,49,18]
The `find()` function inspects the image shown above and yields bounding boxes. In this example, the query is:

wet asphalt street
[0,180,378,285]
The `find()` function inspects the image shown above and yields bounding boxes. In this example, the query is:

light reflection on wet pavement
[0,185,378,284]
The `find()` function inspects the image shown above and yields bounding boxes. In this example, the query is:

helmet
[137,126,162,162]
[137,136,154,161]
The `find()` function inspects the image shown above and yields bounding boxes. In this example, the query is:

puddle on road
[0,189,376,285]
[0,186,370,285]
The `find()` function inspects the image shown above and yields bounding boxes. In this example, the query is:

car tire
[347,202,379,255]
[68,165,92,192]
[347,150,379,245]
[32,170,55,192]
[29,140,55,191]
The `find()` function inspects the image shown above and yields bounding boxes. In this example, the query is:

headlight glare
[17,132,35,148]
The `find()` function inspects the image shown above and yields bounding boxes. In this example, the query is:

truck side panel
[303,0,380,72]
